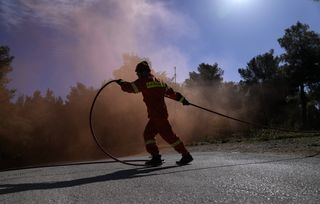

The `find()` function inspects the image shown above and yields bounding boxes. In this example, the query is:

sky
[0,0,320,98]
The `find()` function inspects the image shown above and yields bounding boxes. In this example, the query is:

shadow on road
[0,165,178,195]
[0,152,318,195]
[0,159,148,173]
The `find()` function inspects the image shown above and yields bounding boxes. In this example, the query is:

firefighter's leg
[157,119,188,155]
[143,120,159,156]
[144,120,163,166]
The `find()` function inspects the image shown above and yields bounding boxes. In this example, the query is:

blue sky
[0,0,320,98]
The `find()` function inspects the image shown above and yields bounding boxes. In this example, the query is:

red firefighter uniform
[119,75,189,156]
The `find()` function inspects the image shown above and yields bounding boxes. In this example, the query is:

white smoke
[1,0,198,94]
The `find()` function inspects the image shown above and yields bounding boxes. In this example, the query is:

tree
[0,46,15,102]
[185,63,224,86]
[238,50,287,125]
[238,49,281,85]
[0,46,14,159]
[278,22,320,128]
[0,46,21,165]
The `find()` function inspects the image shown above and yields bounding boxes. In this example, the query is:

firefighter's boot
[176,152,193,166]
[145,154,163,166]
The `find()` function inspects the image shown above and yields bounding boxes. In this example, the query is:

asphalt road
[0,151,319,203]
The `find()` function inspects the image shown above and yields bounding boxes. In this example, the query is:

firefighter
[116,61,193,166]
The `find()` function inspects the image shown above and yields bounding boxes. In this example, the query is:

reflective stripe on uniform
[131,82,139,93]
[146,81,166,89]
[145,139,156,145]
[171,139,182,147]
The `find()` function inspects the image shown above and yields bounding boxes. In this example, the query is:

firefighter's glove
[182,98,190,106]
[176,92,190,106]
[116,79,124,85]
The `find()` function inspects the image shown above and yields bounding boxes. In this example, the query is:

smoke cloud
[0,1,255,169]
[1,0,197,97]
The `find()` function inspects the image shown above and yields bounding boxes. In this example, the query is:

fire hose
[89,80,319,167]
[189,103,301,133]
[89,80,147,166]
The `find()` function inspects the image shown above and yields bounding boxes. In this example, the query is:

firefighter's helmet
[135,61,151,74]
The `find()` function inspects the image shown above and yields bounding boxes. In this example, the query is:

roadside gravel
[188,135,320,156]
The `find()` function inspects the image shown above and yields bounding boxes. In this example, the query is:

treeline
[192,22,320,130]
[1,22,320,169]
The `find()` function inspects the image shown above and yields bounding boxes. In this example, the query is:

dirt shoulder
[188,135,320,156]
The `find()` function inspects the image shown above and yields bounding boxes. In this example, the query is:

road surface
[1,151,319,203]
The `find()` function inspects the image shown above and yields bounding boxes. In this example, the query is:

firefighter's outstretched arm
[116,79,140,93]
[165,86,190,106]
[116,79,124,85]
[175,92,190,105]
